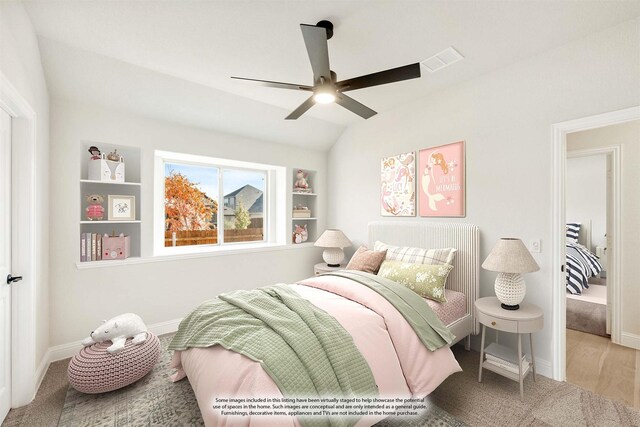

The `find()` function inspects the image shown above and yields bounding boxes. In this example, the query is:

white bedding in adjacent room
[566,283,607,306]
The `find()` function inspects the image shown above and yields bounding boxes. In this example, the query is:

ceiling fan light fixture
[313,86,336,104]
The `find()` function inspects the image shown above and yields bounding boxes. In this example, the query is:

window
[155,151,286,255]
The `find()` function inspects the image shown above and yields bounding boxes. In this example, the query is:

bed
[170,221,480,427]
[565,221,603,295]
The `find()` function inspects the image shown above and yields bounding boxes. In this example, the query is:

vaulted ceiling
[23,0,640,150]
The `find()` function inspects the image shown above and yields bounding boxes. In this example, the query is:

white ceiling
[24,0,640,150]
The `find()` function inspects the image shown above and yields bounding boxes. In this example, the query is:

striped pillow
[374,241,456,265]
[566,223,581,243]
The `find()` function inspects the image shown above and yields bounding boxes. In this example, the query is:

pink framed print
[380,151,416,217]
[419,141,465,217]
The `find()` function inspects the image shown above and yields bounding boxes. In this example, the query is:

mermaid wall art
[380,151,416,216]
[419,141,465,217]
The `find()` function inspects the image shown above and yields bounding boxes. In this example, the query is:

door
[0,108,12,421]
[605,154,612,335]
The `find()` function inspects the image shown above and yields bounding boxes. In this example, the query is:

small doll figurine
[88,146,101,160]
[294,170,309,190]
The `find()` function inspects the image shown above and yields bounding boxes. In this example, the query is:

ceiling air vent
[420,47,464,73]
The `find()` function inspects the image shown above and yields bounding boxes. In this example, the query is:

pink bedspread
[171,274,461,427]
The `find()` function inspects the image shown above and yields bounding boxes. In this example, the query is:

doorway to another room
[553,112,640,409]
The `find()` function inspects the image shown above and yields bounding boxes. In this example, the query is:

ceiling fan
[231,20,422,120]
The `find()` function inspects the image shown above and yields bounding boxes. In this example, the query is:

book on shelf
[80,233,105,262]
[80,234,86,262]
[484,342,528,373]
[293,210,311,218]
[484,357,528,375]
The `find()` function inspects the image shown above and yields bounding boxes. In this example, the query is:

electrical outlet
[531,239,541,253]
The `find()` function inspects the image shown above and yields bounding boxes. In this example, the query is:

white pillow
[374,241,457,265]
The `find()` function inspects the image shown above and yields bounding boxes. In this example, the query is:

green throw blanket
[169,284,377,427]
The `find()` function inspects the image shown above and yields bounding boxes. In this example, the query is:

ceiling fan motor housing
[316,20,334,39]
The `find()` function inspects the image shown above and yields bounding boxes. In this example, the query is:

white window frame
[154,150,286,256]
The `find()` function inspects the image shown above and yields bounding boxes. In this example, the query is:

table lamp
[314,229,352,267]
[482,238,540,310]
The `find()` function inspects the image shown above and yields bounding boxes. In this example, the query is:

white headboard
[577,219,592,250]
[368,221,480,334]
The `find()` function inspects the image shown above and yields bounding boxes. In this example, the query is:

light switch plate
[531,239,541,253]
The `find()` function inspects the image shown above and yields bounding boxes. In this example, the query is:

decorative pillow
[345,246,387,274]
[566,223,581,243]
[374,241,457,265]
[378,260,453,303]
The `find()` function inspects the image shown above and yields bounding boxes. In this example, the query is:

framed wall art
[108,195,136,221]
[380,151,416,217]
[419,141,465,217]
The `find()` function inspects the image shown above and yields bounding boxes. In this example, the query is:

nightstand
[475,297,543,401]
[313,263,343,275]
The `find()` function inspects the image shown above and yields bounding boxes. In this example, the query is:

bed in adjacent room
[565,221,607,336]
[169,222,479,427]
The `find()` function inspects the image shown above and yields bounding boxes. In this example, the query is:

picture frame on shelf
[107,195,136,221]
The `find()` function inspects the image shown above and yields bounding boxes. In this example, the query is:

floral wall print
[419,141,465,217]
[380,151,416,216]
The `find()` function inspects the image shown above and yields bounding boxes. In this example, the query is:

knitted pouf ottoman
[68,332,161,394]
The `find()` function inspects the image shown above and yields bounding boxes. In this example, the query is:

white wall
[567,120,640,339]
[327,18,640,372]
[566,155,607,251]
[49,98,326,347]
[0,2,50,375]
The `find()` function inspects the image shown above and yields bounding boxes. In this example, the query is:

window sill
[75,242,318,269]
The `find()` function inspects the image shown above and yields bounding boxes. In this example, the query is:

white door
[0,108,12,421]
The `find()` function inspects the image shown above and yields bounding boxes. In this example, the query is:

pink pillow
[346,246,387,274]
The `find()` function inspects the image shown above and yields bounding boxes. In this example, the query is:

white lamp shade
[314,229,352,249]
[482,238,540,274]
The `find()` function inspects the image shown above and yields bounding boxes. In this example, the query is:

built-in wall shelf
[76,257,143,269]
[80,179,141,186]
[79,141,142,263]
[291,168,318,245]
[80,220,142,224]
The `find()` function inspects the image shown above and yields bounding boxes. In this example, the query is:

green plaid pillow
[374,241,456,265]
[378,260,453,303]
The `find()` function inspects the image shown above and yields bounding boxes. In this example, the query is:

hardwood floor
[566,328,640,408]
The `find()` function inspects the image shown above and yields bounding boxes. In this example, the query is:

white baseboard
[621,332,640,350]
[33,317,184,394]
[534,357,553,379]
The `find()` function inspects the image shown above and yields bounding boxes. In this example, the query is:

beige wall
[567,120,640,338]
[49,98,326,346]
[0,2,50,372]
[327,18,640,372]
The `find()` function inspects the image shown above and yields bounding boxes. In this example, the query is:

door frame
[0,72,38,407]
[551,105,639,381]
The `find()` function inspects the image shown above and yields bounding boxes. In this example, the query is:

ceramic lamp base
[494,272,526,310]
[322,247,345,267]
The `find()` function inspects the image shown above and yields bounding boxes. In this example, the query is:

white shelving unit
[78,141,142,266]
[291,168,318,244]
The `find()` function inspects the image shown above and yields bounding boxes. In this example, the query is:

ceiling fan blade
[335,93,377,119]
[300,24,332,84]
[336,63,421,92]
[285,96,316,120]
[231,76,312,91]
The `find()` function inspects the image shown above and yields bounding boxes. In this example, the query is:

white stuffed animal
[81,313,148,354]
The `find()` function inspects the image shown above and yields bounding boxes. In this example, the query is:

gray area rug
[58,335,466,426]
[566,297,607,336]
